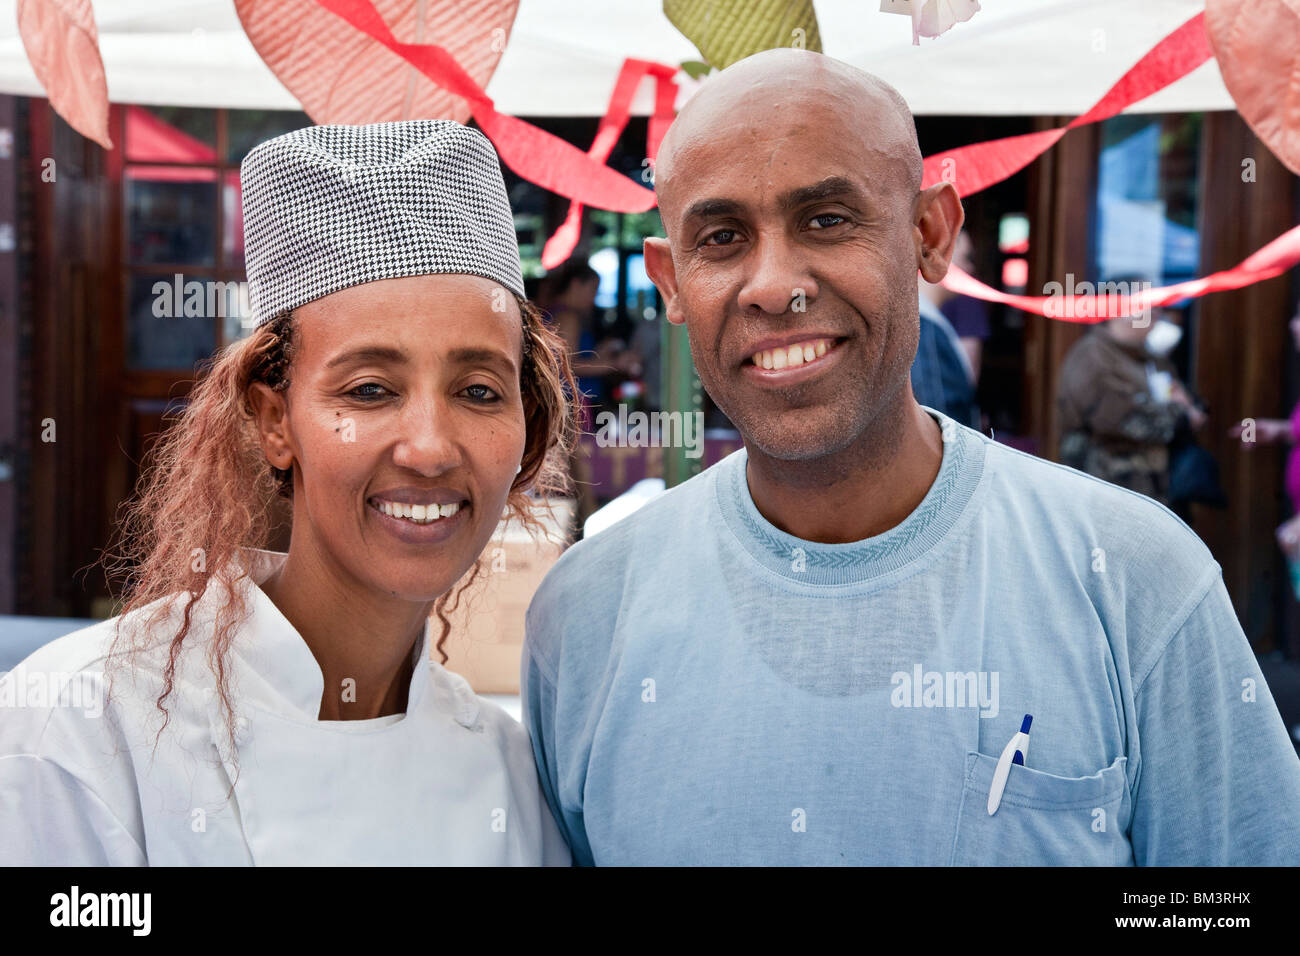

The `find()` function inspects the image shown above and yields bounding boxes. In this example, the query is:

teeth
[751,338,834,370]
[372,499,462,524]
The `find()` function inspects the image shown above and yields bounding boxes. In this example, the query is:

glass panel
[625,253,656,318]
[125,106,216,163]
[220,272,256,346]
[507,175,548,279]
[1094,113,1202,285]
[126,168,218,265]
[225,109,312,162]
[223,169,245,268]
[589,246,619,310]
[125,273,218,370]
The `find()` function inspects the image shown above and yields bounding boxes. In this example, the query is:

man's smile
[741,334,848,385]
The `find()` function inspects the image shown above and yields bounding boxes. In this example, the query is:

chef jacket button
[233,715,251,746]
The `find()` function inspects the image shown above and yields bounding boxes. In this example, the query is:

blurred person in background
[914,275,979,427]
[541,259,644,533]
[1057,299,1206,505]
[921,230,990,383]
[541,259,641,426]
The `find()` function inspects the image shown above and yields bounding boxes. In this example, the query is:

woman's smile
[366,491,473,545]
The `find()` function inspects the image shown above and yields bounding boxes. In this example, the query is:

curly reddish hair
[102,295,576,754]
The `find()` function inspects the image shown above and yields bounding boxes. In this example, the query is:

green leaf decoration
[679,59,714,80]
[664,0,822,70]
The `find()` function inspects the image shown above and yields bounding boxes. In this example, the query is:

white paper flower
[913,0,982,45]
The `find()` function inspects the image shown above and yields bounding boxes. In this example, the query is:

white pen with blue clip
[987,714,1033,816]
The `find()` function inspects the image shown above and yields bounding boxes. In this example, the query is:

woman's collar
[229,548,432,722]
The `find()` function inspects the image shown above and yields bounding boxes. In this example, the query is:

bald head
[640,46,962,469]
[655,48,923,235]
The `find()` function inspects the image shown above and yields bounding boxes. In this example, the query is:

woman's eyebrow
[446,346,517,374]
[325,345,409,369]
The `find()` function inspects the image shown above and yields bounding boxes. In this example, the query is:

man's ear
[915,182,965,284]
[644,236,686,326]
[247,382,295,472]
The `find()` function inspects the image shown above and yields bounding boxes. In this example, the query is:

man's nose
[737,233,817,316]
[390,395,463,477]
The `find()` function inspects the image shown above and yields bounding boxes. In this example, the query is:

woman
[0,121,574,865]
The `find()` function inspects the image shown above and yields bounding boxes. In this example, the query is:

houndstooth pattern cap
[241,120,525,326]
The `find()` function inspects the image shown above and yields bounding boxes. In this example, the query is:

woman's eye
[809,213,847,229]
[462,383,500,403]
[701,229,738,246]
[348,382,390,401]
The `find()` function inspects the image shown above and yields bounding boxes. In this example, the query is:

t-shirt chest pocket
[947,752,1131,866]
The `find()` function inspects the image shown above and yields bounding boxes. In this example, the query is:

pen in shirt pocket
[987,714,1033,816]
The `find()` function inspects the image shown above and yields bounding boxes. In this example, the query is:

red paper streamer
[314,0,657,213]
[542,58,678,268]
[922,12,1213,196]
[932,10,1300,317]
[944,224,1300,321]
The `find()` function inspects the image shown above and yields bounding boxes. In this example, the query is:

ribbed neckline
[714,407,985,587]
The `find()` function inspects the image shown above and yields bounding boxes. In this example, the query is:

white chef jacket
[0,550,570,866]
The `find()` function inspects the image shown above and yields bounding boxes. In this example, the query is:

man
[522,49,1300,865]
[1058,303,1206,505]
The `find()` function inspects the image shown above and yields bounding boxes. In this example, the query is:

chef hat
[241,120,525,326]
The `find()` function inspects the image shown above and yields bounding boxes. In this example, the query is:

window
[1094,113,1202,286]
[122,107,310,370]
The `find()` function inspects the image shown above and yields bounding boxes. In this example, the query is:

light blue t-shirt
[522,408,1300,865]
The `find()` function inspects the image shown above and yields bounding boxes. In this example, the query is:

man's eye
[701,229,738,246]
[349,382,390,401]
[462,383,501,403]
[809,213,847,229]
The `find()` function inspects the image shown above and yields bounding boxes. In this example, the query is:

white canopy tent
[0,0,1232,118]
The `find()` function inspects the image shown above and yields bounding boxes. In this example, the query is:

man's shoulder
[546,457,722,581]
[976,431,1216,583]
[525,455,727,653]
